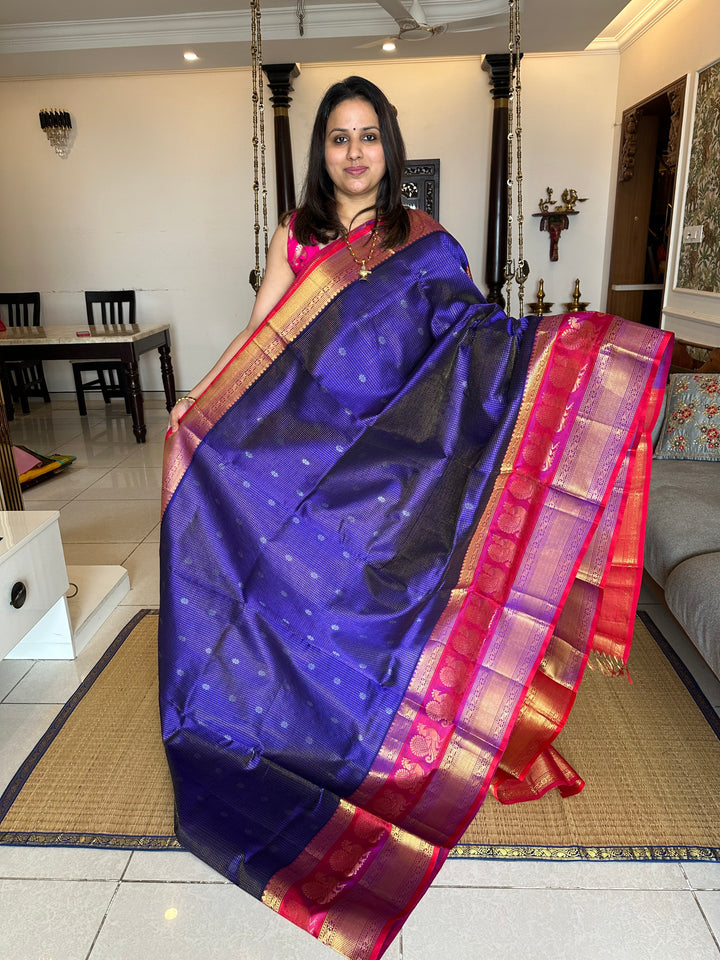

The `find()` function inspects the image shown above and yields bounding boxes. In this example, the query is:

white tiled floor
[2,393,720,960]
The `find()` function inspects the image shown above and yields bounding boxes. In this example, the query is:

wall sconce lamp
[533,187,587,261]
[39,108,73,158]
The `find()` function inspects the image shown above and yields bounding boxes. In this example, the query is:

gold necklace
[342,226,380,280]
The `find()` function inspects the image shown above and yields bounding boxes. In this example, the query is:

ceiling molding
[526,47,621,58]
[0,1,510,54]
[588,0,685,52]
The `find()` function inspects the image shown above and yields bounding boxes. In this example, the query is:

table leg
[123,360,147,443]
[158,342,176,412]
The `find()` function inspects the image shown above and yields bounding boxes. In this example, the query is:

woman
[168,76,408,434]
[160,77,671,960]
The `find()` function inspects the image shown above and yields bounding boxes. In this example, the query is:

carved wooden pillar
[263,63,300,217]
[482,55,512,308]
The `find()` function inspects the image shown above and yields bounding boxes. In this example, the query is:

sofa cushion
[644,459,720,586]
[654,373,720,460]
[665,553,720,681]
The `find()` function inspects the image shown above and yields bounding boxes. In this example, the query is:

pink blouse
[287,213,323,276]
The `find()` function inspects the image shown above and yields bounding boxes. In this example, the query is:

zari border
[161,211,443,515]
[449,843,720,862]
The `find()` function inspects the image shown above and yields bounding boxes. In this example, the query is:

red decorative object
[538,213,570,262]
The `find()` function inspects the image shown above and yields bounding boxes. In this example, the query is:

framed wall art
[401,159,439,219]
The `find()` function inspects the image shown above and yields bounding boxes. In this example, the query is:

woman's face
[324,98,387,211]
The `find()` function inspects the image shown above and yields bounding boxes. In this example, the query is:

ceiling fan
[359,0,509,47]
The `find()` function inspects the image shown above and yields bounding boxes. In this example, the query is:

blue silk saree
[159,210,672,959]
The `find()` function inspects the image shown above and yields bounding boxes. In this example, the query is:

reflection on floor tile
[144,521,161,543]
[0,659,33,702]
[58,499,160,543]
[83,466,163,500]
[63,541,136,566]
[0,703,63,793]
[404,887,720,959]
[118,443,166,468]
[16,497,71,513]
[3,657,97,705]
[23,466,111,502]
[0,878,116,959]
[90,882,361,960]
[119,542,160,605]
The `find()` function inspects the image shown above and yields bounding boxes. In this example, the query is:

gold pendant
[358,261,371,280]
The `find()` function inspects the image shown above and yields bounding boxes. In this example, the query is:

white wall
[520,52,620,315]
[616,0,720,345]
[0,53,619,392]
[0,71,257,392]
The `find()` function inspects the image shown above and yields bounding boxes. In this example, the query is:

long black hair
[290,76,410,249]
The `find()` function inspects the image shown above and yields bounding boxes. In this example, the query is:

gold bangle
[174,395,197,406]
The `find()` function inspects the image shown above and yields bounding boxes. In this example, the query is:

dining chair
[72,290,135,416]
[0,292,51,415]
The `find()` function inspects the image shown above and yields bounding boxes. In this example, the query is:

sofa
[643,341,720,681]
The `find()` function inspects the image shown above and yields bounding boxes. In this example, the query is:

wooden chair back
[0,292,41,327]
[84,290,136,327]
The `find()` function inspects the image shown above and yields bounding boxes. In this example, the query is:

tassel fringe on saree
[159,210,672,959]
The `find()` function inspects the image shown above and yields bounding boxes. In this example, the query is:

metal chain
[512,0,528,316]
[250,0,269,292]
[504,0,514,310]
[505,0,529,316]
[296,0,306,36]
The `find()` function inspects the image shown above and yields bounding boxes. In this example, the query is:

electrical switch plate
[683,224,704,243]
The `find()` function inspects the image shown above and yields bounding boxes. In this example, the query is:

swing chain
[250,0,269,293]
[506,0,529,315]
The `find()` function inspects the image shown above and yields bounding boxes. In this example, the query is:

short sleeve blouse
[287,213,324,276]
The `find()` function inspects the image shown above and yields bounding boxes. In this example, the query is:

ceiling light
[183,52,199,61]
[382,41,397,51]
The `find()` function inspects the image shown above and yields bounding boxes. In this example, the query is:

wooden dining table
[0,323,176,443]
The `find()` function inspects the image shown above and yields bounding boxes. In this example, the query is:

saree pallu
[159,211,672,960]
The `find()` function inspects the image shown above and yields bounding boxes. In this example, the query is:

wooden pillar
[263,63,300,217]
[482,55,512,308]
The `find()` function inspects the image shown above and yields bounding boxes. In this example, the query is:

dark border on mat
[0,608,181,851]
[2,611,719,860]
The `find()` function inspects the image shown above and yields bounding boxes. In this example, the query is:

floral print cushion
[654,373,720,460]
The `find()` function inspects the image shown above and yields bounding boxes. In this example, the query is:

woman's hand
[168,396,196,434]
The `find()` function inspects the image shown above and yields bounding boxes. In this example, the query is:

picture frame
[674,57,720,296]
[402,159,440,220]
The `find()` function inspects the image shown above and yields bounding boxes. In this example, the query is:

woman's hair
[290,76,410,249]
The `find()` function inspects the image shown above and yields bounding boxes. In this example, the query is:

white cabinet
[0,511,74,660]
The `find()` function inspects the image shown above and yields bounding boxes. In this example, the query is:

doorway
[606,77,686,327]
